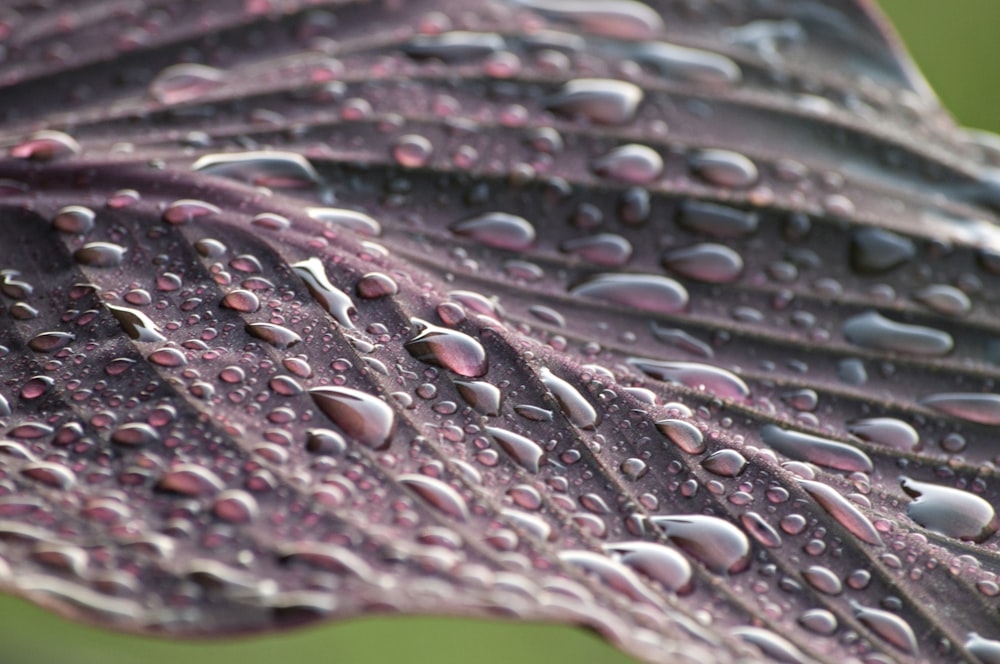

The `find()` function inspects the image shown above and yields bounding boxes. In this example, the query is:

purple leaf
[1,1,1000,662]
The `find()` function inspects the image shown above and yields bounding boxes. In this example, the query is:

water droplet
[661,243,743,283]
[74,242,126,268]
[21,462,75,488]
[451,212,536,251]
[521,0,663,39]
[148,348,187,367]
[221,289,261,313]
[544,78,643,125]
[629,359,749,399]
[966,633,1000,664]
[213,490,259,524]
[846,417,918,451]
[404,319,488,377]
[558,550,662,606]
[252,212,290,231]
[701,449,747,476]
[650,514,751,574]
[149,63,225,103]
[399,474,469,521]
[10,130,80,160]
[739,512,782,548]
[797,479,881,545]
[309,386,396,450]
[760,424,872,473]
[540,367,598,429]
[633,41,742,86]
[404,31,505,61]
[356,273,398,299]
[454,380,502,415]
[900,477,999,543]
[192,151,319,187]
[305,428,347,455]
[843,311,953,356]
[913,284,971,317]
[111,422,161,447]
[655,418,704,454]
[560,233,633,266]
[678,201,758,237]
[245,322,302,349]
[485,426,543,473]
[27,331,74,353]
[157,464,224,496]
[306,207,382,236]
[392,134,433,168]
[52,205,95,234]
[801,565,843,595]
[291,257,356,328]
[921,392,1000,425]
[689,149,758,188]
[849,228,915,275]
[730,628,807,663]
[851,602,918,655]
[278,542,373,581]
[571,273,688,314]
[604,541,693,593]
[163,199,221,225]
[591,144,662,184]
[798,608,837,635]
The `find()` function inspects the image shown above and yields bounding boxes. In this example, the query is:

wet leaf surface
[2,1,1000,662]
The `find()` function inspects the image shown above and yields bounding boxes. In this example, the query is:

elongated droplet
[306,207,382,236]
[561,234,633,267]
[451,212,536,251]
[655,418,704,454]
[966,633,1000,664]
[760,424,872,473]
[157,464,224,496]
[518,0,663,39]
[662,243,743,283]
[843,311,953,356]
[163,199,221,225]
[405,319,488,377]
[604,541,693,593]
[404,31,505,61]
[454,380,502,416]
[702,449,747,477]
[540,367,598,429]
[149,63,225,103]
[689,149,758,188]
[571,273,688,314]
[913,284,971,316]
[851,602,918,655]
[10,130,80,160]
[558,550,662,606]
[849,228,915,274]
[74,242,126,267]
[921,393,1000,425]
[28,331,74,353]
[678,201,758,238]
[192,151,319,187]
[399,474,469,522]
[309,386,396,450]
[846,417,918,451]
[633,41,741,86]
[797,479,881,545]
[650,514,751,574]
[900,477,999,542]
[730,627,807,664]
[629,358,749,399]
[740,512,782,548]
[545,78,643,125]
[485,426,543,473]
[245,322,301,349]
[52,205,95,234]
[291,257,355,328]
[107,304,165,342]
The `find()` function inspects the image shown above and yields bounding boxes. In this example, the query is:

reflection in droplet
[399,474,469,521]
[650,514,751,574]
[405,319,488,377]
[544,78,643,125]
[540,367,598,429]
[851,602,918,655]
[52,205,95,234]
[486,426,543,473]
[74,242,126,268]
[604,541,693,593]
[291,258,356,327]
[629,359,749,399]
[797,479,881,545]
[655,418,704,454]
[309,386,396,450]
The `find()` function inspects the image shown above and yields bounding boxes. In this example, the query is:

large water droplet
[730,628,807,663]
[678,201,758,237]
[485,426,543,473]
[309,386,396,450]
[27,331,74,353]
[399,474,469,521]
[846,417,918,451]
[571,273,688,314]
[157,464,224,496]
[558,550,663,606]
[851,602,918,655]
[797,479,881,545]
[900,477,999,542]
[245,322,302,349]
[450,212,536,251]
[291,258,356,328]
[633,41,741,86]
[702,449,747,477]
[661,243,743,283]
[149,63,226,103]
[404,31,505,61]
[842,311,953,356]
[966,634,1000,664]
[518,0,664,39]
[590,144,663,184]
[655,418,705,454]
[74,242,126,268]
[544,78,643,125]
[10,130,80,160]
[454,380,502,415]
[306,207,382,237]
[921,393,1000,425]
[192,151,319,187]
[689,149,758,188]
[540,367,598,429]
[163,199,221,225]
[560,234,633,267]
[849,228,915,275]
[404,319,488,377]
[604,541,693,593]
[629,359,749,399]
[760,424,872,473]
[52,205,95,234]
[650,514,751,574]
[106,304,165,342]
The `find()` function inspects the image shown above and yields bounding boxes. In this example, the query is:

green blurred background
[1,2,997,663]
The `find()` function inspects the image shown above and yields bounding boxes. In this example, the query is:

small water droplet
[309,386,396,450]
[451,212,536,251]
[27,331,74,353]
[221,289,261,313]
[356,272,398,299]
[404,31,505,61]
[213,490,259,524]
[306,207,382,236]
[604,541,693,593]
[913,284,971,317]
[560,233,633,267]
[157,464,224,496]
[843,311,953,356]
[149,63,226,103]
[148,347,187,367]
[701,449,747,476]
[454,380,502,415]
[392,134,434,168]
[163,199,221,225]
